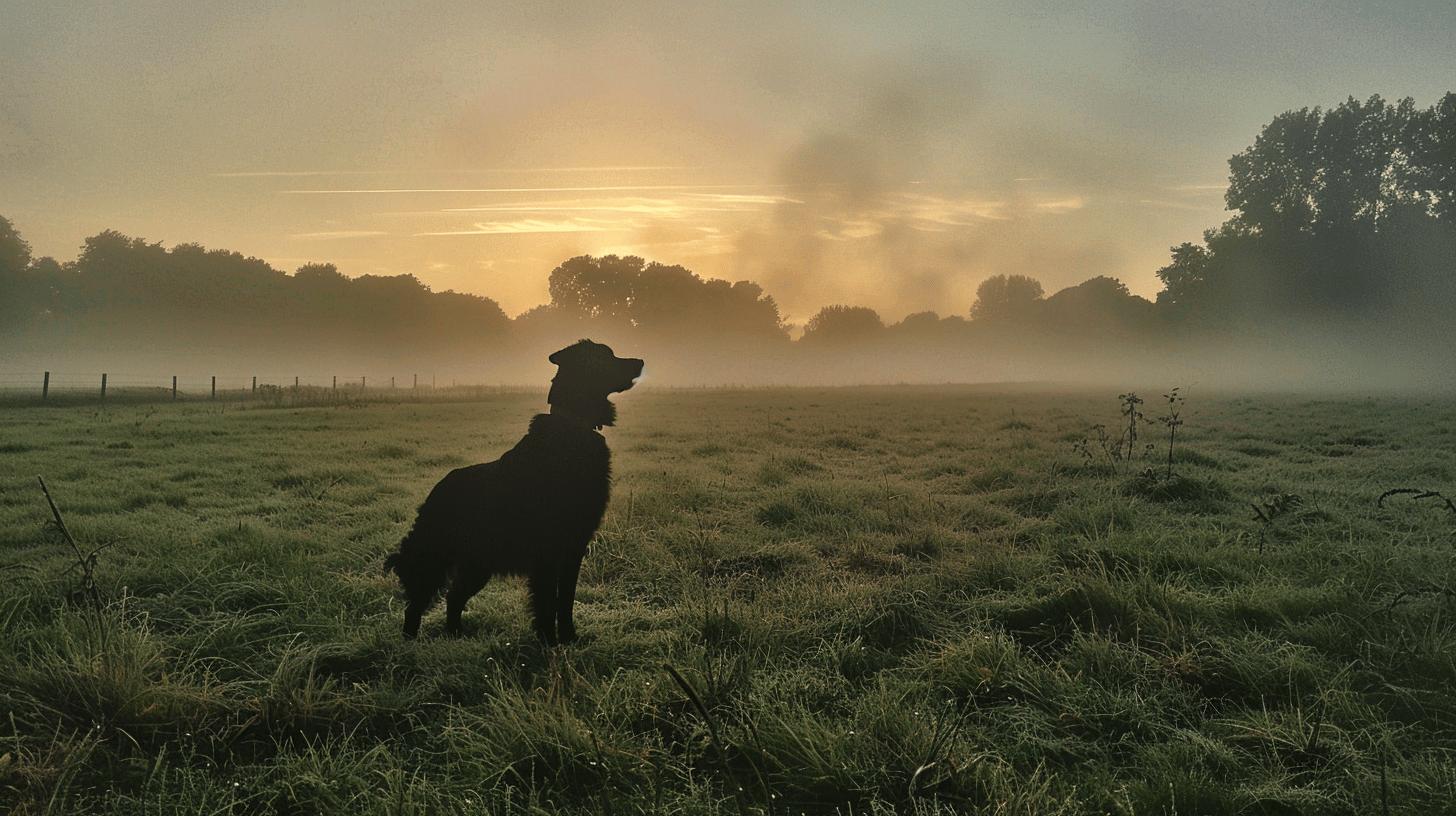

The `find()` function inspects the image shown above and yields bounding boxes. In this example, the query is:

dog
[384,339,643,643]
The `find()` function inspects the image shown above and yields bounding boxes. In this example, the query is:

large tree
[799,305,884,345]
[546,254,785,341]
[0,215,35,327]
[1165,93,1456,320]
[969,274,1044,322]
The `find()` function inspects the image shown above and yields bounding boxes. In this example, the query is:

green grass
[1,387,1455,814]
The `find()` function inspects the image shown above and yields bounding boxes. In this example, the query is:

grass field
[2,387,1455,814]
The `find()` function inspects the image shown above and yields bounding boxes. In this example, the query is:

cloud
[219,170,394,178]
[1031,196,1086,213]
[1135,198,1214,212]
[281,184,773,195]
[439,198,761,217]
[687,193,804,205]
[287,230,390,240]
[215,165,694,178]
[416,218,635,236]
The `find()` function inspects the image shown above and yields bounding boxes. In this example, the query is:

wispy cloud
[895,192,1011,224]
[685,193,805,205]
[287,230,390,240]
[1031,196,1085,213]
[415,218,635,236]
[283,184,769,195]
[217,166,694,178]
[1135,198,1215,212]
[218,170,394,178]
[441,201,738,217]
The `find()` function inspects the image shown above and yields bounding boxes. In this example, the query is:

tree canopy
[970,274,1044,322]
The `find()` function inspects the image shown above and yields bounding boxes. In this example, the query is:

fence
[0,371,537,406]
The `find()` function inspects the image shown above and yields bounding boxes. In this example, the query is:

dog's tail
[382,522,417,575]
[383,527,421,576]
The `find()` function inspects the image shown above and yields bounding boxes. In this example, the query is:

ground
[1,387,1454,815]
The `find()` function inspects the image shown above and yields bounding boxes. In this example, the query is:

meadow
[1,387,1454,815]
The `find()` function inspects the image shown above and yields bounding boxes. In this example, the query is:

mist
[4,89,1456,394]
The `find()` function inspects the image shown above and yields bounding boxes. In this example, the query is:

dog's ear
[549,339,594,366]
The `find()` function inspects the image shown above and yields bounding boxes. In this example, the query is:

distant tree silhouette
[891,311,945,334]
[545,254,786,342]
[0,221,513,370]
[548,255,638,325]
[1410,92,1456,219]
[1154,243,1210,311]
[1041,276,1155,337]
[0,215,30,275]
[1168,93,1456,322]
[970,274,1044,322]
[799,305,884,345]
[0,215,35,328]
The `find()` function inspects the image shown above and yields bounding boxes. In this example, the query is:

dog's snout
[628,358,644,377]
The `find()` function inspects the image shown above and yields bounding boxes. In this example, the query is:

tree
[799,305,884,344]
[1042,276,1155,336]
[970,274,1044,322]
[546,253,786,342]
[0,215,31,275]
[1226,95,1422,236]
[1170,93,1456,319]
[1410,92,1456,219]
[548,255,639,323]
[1225,107,1324,235]
[1154,243,1210,309]
[0,215,35,326]
[294,261,346,282]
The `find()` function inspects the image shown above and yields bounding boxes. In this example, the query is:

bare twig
[664,663,751,816]
[1378,487,1456,516]
[312,474,347,502]
[38,477,85,569]
[37,476,104,606]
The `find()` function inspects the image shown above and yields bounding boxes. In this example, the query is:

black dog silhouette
[384,340,643,643]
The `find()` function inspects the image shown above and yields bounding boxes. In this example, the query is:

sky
[2,1,1454,324]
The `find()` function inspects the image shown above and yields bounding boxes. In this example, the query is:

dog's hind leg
[445,568,491,636]
[527,566,560,645]
[399,560,448,640]
[555,555,584,644]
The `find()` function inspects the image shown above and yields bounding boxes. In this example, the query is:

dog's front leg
[556,554,583,644]
[527,566,559,645]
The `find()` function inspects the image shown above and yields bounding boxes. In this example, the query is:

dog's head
[547,339,644,428]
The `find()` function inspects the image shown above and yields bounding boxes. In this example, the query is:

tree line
[1,92,1452,384]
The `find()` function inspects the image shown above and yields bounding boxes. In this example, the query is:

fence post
[390,376,395,389]
[42,371,49,401]
[332,375,337,397]
[361,376,366,391]
[211,376,216,400]
[100,373,107,400]
[252,376,257,396]
[294,376,299,393]
[413,373,417,391]
[172,376,177,400]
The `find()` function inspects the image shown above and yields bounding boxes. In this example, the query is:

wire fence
[0,370,540,406]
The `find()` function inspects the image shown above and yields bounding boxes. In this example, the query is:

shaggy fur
[384,340,643,643]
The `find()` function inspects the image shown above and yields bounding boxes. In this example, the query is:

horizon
[5,2,1455,324]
